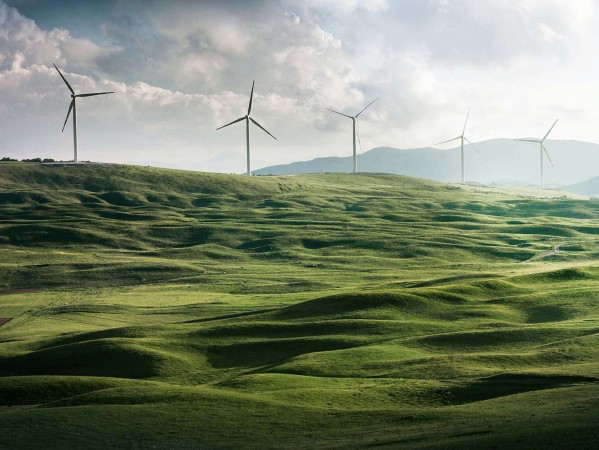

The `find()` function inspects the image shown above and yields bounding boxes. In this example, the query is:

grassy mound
[1,163,599,448]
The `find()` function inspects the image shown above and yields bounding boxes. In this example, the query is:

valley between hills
[1,163,599,449]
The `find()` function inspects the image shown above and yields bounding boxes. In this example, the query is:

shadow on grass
[442,373,597,405]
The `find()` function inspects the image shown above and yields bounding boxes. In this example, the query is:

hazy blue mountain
[561,177,599,196]
[253,139,599,186]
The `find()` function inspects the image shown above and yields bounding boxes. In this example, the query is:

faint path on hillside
[524,243,563,262]
[522,242,566,262]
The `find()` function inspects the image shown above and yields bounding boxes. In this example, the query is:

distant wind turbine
[54,63,114,163]
[515,119,558,189]
[326,98,379,173]
[435,109,481,184]
[216,81,276,176]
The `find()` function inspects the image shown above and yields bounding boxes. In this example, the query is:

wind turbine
[515,119,558,189]
[326,98,379,173]
[435,109,481,184]
[54,64,114,163]
[216,81,276,176]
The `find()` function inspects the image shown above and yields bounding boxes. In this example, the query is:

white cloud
[0,0,599,175]
[0,2,120,73]
[301,0,390,14]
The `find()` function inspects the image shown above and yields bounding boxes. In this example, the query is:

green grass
[1,163,599,448]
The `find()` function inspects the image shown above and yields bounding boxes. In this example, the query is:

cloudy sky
[1,0,598,172]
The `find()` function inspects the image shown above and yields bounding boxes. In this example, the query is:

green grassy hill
[1,162,598,449]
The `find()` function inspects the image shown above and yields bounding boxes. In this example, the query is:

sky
[1,0,599,173]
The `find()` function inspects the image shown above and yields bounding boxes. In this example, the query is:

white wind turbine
[515,119,558,189]
[216,81,276,176]
[54,64,114,163]
[326,98,379,173]
[435,109,481,184]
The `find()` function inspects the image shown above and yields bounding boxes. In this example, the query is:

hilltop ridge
[253,138,599,186]
[2,163,599,448]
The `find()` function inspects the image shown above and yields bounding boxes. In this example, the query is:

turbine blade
[542,118,559,141]
[76,92,114,97]
[53,63,74,95]
[216,116,246,130]
[462,108,470,135]
[249,117,277,140]
[247,81,255,116]
[355,97,379,118]
[435,136,462,146]
[62,99,74,132]
[325,108,353,119]
[464,136,482,155]
[356,121,362,151]
[515,139,541,143]
[543,144,554,167]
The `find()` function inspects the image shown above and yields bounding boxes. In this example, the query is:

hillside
[562,175,599,196]
[1,162,599,449]
[254,139,599,186]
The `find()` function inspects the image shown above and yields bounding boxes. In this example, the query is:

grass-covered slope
[1,162,599,449]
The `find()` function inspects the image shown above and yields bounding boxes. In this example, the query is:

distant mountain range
[562,177,599,197]
[253,139,599,189]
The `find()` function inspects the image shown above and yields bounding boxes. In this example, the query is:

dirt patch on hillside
[0,288,40,295]
[0,318,12,327]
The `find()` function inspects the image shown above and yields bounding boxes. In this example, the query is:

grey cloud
[1,0,598,173]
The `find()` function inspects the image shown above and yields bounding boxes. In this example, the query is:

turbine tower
[326,98,379,173]
[216,81,276,176]
[435,109,481,184]
[54,64,114,163]
[515,119,558,189]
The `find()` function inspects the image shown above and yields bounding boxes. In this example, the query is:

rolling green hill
[1,162,599,449]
